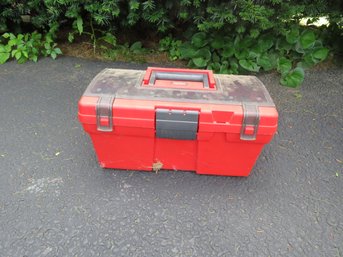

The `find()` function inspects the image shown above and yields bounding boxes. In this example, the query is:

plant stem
[90,17,96,55]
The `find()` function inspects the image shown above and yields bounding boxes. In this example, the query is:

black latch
[240,104,260,140]
[155,109,199,140]
[96,96,114,132]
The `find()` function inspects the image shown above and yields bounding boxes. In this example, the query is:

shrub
[0,31,62,64]
[0,0,341,86]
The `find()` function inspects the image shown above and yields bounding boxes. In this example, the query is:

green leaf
[312,48,329,62]
[17,56,27,64]
[22,51,28,58]
[211,36,225,49]
[0,44,8,53]
[222,46,234,58]
[250,44,263,55]
[235,49,249,60]
[0,53,10,64]
[210,62,221,72]
[219,66,229,74]
[4,45,11,52]
[8,39,17,47]
[191,32,208,48]
[239,59,260,72]
[68,32,74,43]
[248,50,260,59]
[313,40,323,48]
[51,52,57,60]
[276,39,292,52]
[219,62,229,74]
[179,42,196,59]
[44,42,51,50]
[295,41,305,54]
[300,30,316,49]
[192,57,207,67]
[212,52,220,63]
[236,26,245,34]
[229,59,239,70]
[102,33,116,46]
[239,37,254,49]
[15,51,22,60]
[286,28,299,44]
[130,41,142,51]
[233,35,241,48]
[194,48,211,62]
[32,55,38,62]
[187,59,196,68]
[258,35,274,51]
[11,49,16,57]
[2,33,10,39]
[257,54,275,71]
[301,53,316,68]
[280,67,305,87]
[250,29,260,39]
[277,57,292,75]
[54,48,62,55]
[76,16,83,35]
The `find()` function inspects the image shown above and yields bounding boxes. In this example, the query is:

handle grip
[150,72,210,88]
[143,67,216,89]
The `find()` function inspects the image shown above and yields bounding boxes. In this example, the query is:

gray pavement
[0,57,342,257]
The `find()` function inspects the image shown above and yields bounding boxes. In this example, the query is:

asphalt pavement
[0,57,342,257]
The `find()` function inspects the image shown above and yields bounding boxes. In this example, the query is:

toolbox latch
[156,109,199,140]
[96,96,114,132]
[240,104,260,140]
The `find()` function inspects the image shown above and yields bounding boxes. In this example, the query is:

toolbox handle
[152,72,210,88]
[143,67,216,89]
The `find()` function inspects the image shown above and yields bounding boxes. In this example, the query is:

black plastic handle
[149,71,210,88]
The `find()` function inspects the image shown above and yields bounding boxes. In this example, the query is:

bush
[0,31,62,64]
[1,1,341,34]
[0,0,342,86]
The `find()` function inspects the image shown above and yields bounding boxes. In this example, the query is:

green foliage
[0,32,61,64]
[130,41,145,54]
[102,41,150,62]
[173,27,329,87]
[68,16,117,55]
[159,36,182,61]
[1,1,340,39]
[0,0,341,86]
[280,67,305,88]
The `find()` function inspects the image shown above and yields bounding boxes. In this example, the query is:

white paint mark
[42,247,53,255]
[25,177,63,195]
[123,183,132,189]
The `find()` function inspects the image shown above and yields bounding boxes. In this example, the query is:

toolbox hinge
[96,96,114,132]
[240,103,260,141]
[155,108,199,140]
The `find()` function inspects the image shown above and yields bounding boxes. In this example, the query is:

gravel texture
[0,57,342,257]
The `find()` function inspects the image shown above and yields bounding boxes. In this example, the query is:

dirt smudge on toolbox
[152,160,163,173]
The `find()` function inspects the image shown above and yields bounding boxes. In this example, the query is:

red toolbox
[78,67,278,176]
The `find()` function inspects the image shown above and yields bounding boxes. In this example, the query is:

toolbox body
[78,67,278,176]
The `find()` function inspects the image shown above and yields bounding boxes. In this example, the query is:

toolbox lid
[82,68,275,106]
[79,68,277,140]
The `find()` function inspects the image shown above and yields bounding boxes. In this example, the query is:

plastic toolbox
[78,67,278,176]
